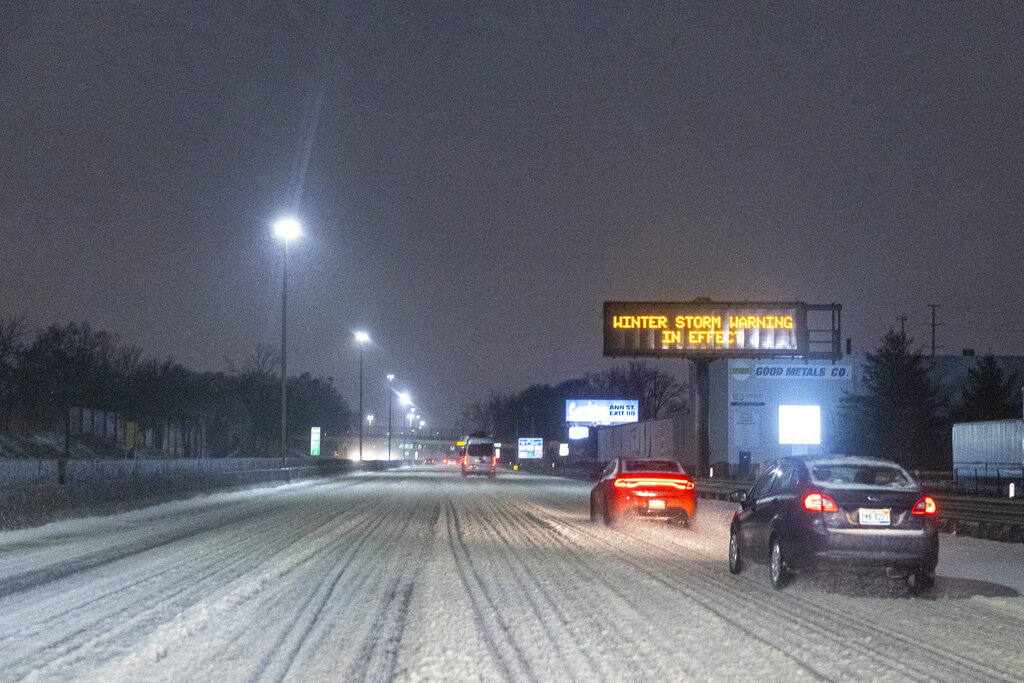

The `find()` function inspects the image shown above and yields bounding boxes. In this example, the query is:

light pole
[386,374,395,460]
[273,217,301,461]
[355,331,370,461]
[397,391,411,461]
[407,409,417,460]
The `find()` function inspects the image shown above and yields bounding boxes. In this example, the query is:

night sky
[2,2,1022,427]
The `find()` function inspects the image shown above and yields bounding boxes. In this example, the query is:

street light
[367,414,374,428]
[407,409,416,461]
[386,374,395,460]
[273,216,301,461]
[355,331,370,461]
[397,393,413,462]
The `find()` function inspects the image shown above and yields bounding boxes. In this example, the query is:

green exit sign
[310,427,321,456]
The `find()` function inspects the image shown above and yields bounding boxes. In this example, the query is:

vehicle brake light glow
[911,495,937,515]
[803,492,838,512]
[461,455,468,466]
[613,477,694,490]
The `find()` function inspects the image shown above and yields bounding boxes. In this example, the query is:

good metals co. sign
[603,300,810,358]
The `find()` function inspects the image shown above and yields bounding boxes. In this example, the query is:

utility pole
[897,315,907,336]
[927,304,943,356]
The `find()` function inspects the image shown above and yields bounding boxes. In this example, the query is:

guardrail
[693,478,1024,543]
[0,457,397,530]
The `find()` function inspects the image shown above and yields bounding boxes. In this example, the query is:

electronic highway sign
[604,301,812,359]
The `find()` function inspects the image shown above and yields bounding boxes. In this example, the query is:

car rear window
[810,463,915,489]
[467,443,493,457]
[624,460,683,473]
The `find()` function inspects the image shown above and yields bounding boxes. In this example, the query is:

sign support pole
[694,359,711,478]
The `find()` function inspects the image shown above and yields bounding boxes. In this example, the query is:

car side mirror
[729,490,748,504]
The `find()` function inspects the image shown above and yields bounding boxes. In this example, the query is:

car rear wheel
[769,536,789,589]
[602,500,613,526]
[728,527,744,575]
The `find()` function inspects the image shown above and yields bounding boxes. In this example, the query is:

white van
[460,436,497,478]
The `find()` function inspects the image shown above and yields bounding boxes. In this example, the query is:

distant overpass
[322,426,463,461]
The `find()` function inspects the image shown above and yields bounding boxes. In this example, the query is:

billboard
[518,437,543,459]
[566,399,639,425]
[604,301,808,358]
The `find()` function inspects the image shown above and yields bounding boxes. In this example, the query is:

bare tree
[596,360,687,420]
[228,344,280,378]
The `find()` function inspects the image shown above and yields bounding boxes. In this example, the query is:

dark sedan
[728,456,939,593]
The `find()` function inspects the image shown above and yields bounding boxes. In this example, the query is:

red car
[590,458,696,526]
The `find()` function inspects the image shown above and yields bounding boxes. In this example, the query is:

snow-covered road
[1,468,1022,682]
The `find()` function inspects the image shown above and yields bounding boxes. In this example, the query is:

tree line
[838,331,1021,470]
[0,317,351,457]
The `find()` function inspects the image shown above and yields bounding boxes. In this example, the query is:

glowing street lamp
[273,217,302,460]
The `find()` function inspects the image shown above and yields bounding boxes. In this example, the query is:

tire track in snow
[9,497,385,682]
[531,501,1019,682]
[336,500,439,682]
[491,502,701,681]
[464,497,591,681]
[446,500,537,683]
[245,504,398,682]
[475,496,670,681]
[520,502,836,680]
[597,514,1022,682]
[0,504,340,677]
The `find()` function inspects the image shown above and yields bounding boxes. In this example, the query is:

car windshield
[624,460,683,473]
[466,443,493,457]
[810,463,916,489]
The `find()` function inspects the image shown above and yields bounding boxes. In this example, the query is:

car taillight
[911,495,937,515]
[461,455,468,466]
[803,492,838,512]
[613,477,694,490]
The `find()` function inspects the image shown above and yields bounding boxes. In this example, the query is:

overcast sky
[2,2,1022,427]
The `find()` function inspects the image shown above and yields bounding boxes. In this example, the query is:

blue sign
[518,437,543,459]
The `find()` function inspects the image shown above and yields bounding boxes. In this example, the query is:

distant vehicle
[728,456,939,593]
[460,436,497,478]
[590,458,695,526]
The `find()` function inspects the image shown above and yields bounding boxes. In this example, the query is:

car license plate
[648,500,666,510]
[859,508,890,526]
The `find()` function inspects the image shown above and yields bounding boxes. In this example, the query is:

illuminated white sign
[558,443,569,456]
[518,437,543,459]
[565,400,639,425]
[568,426,591,440]
[778,405,821,445]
